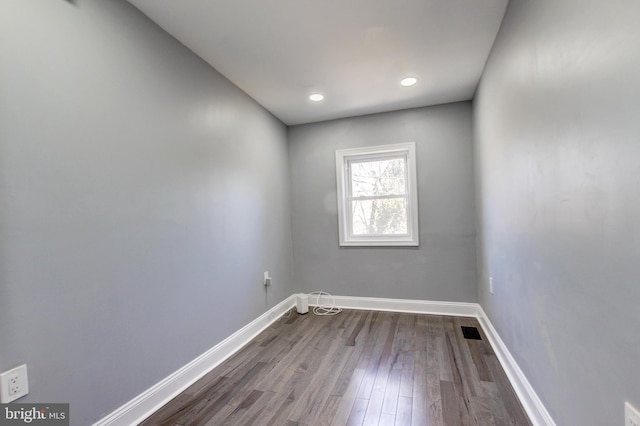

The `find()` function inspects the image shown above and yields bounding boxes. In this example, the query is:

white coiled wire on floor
[309,291,342,316]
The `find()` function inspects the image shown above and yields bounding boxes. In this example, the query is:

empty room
[1,0,638,425]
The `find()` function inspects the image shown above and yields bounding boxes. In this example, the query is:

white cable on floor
[308,291,342,316]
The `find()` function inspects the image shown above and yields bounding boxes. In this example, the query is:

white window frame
[335,142,419,246]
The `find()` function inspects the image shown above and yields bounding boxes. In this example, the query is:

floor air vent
[461,326,482,340]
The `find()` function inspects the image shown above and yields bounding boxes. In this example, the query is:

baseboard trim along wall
[308,293,480,317]
[92,295,297,426]
[94,294,554,426]
[476,306,557,426]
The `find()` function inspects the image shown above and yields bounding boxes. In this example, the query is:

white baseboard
[307,293,480,317]
[94,294,554,426]
[477,306,556,426]
[92,295,296,426]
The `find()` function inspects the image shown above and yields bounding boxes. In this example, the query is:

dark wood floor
[140,309,531,426]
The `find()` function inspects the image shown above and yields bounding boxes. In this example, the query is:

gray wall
[0,1,293,424]
[289,104,477,302]
[474,0,640,424]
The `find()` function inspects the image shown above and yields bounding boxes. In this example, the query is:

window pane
[350,158,406,197]
[351,198,408,235]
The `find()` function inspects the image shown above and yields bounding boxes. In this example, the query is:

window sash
[347,154,408,198]
[349,196,410,238]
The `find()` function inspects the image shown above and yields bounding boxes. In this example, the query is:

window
[335,142,419,246]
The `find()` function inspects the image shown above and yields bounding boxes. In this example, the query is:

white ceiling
[127,0,508,126]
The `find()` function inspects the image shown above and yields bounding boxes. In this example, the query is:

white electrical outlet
[264,271,272,287]
[489,277,494,294]
[0,364,29,403]
[627,402,640,426]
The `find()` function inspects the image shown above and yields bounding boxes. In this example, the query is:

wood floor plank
[469,395,497,426]
[211,315,293,378]
[230,389,276,426]
[315,394,342,426]
[445,326,478,425]
[254,315,330,393]
[197,357,279,425]
[141,310,532,426]
[440,380,461,426]
[346,310,370,346]
[425,316,443,425]
[346,397,369,426]
[395,396,413,426]
[398,349,415,399]
[466,338,493,382]
[296,345,357,424]
[362,314,400,425]
[451,317,484,397]
[331,312,374,398]
[434,317,453,384]
[395,312,414,353]
[481,381,512,426]
[331,367,367,426]
[380,357,401,415]
[357,313,393,400]
[288,314,358,423]
[483,355,533,426]
[410,314,429,426]
[266,388,296,426]
[410,349,428,426]
[286,326,355,423]
[138,394,192,426]
[215,389,264,425]
[264,339,338,423]
[190,361,269,425]
[378,413,396,426]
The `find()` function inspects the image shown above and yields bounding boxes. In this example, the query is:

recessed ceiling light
[400,77,417,87]
[309,93,324,102]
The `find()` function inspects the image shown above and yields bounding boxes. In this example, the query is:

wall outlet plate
[0,364,29,403]
[627,402,640,426]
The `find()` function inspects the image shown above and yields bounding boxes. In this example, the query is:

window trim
[335,142,419,246]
